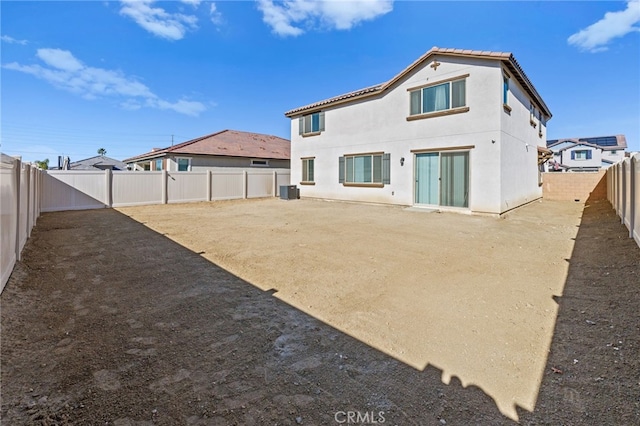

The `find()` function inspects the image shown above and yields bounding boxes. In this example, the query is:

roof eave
[284,47,552,119]
[503,56,552,119]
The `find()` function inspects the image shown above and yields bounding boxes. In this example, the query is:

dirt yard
[1,197,638,425]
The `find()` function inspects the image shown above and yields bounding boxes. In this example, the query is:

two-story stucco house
[285,47,552,215]
[546,135,627,172]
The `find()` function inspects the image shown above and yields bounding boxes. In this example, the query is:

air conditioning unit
[280,185,299,200]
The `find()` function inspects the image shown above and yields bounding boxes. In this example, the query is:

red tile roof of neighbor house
[285,47,551,119]
[124,130,290,162]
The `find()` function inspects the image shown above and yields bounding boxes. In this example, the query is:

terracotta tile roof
[285,46,551,119]
[124,130,290,163]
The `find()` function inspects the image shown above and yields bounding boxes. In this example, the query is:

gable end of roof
[285,47,551,118]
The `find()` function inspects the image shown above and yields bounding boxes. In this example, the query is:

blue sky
[1,0,639,163]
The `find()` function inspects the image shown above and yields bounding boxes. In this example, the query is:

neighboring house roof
[551,141,602,153]
[67,155,128,170]
[285,46,551,119]
[547,135,627,151]
[124,130,290,163]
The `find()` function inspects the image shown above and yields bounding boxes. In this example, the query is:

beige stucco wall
[165,155,289,171]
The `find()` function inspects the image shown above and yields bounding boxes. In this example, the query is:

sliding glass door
[415,151,469,208]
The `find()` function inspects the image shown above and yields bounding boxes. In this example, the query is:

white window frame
[176,157,191,171]
[250,159,269,167]
[154,158,163,171]
[574,150,589,161]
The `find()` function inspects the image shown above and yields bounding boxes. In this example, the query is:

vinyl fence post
[243,170,248,199]
[273,170,277,197]
[207,170,212,202]
[37,170,42,219]
[25,163,31,237]
[630,157,636,239]
[14,158,21,262]
[621,161,627,224]
[105,169,113,208]
[616,164,621,215]
[30,166,36,230]
[162,170,168,204]
[607,168,611,204]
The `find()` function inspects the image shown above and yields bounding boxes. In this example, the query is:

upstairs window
[410,78,466,116]
[529,103,537,128]
[339,153,390,185]
[503,75,510,106]
[154,158,163,171]
[299,112,325,136]
[251,159,269,167]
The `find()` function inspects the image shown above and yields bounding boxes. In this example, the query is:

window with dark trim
[572,150,592,161]
[298,112,325,135]
[339,153,390,185]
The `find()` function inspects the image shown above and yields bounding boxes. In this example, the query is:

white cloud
[568,0,640,52]
[1,35,28,45]
[120,0,198,40]
[181,0,202,7]
[3,48,206,116]
[257,0,393,37]
[149,98,207,116]
[37,48,84,72]
[210,3,223,25]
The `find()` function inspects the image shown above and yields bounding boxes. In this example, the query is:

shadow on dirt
[518,194,640,424]
[1,208,512,425]
[2,197,638,425]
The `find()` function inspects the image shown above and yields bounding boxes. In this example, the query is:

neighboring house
[546,135,627,172]
[285,47,552,215]
[67,155,129,171]
[124,130,290,171]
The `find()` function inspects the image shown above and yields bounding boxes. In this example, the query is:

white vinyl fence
[42,168,291,212]
[1,154,44,292]
[607,153,639,249]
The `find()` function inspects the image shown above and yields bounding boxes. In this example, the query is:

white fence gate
[607,153,640,249]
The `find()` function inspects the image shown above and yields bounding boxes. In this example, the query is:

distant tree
[97,148,107,156]
[35,159,49,170]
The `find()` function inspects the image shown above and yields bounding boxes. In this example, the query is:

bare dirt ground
[1,197,638,425]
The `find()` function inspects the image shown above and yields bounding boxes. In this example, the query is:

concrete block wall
[542,170,606,201]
